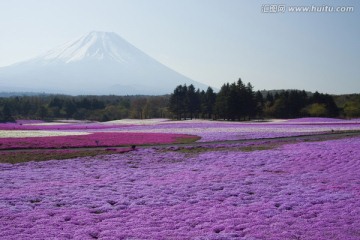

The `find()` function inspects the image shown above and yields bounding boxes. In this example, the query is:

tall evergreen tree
[169,85,187,120]
[245,82,256,120]
[203,87,216,119]
[228,82,240,120]
[255,90,264,119]
[215,83,230,120]
[186,84,200,119]
[1,104,15,122]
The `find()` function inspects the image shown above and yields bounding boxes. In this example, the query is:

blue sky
[0,0,359,94]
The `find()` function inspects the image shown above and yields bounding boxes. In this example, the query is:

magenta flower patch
[0,132,195,149]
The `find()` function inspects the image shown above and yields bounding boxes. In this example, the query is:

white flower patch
[24,122,72,126]
[0,130,90,138]
[113,126,328,134]
[104,119,170,125]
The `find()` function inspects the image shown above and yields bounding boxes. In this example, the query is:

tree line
[169,79,342,120]
[0,95,171,122]
[0,78,359,122]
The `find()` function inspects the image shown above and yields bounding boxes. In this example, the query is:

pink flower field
[2,118,360,144]
[1,136,360,239]
[1,118,360,239]
[88,118,360,142]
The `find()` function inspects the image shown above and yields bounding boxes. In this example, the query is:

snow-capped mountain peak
[0,31,209,95]
[37,31,144,64]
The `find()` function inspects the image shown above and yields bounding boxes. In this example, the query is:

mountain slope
[0,31,209,95]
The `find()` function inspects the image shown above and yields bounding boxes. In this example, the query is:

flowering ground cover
[105,118,169,125]
[0,136,359,239]
[2,118,360,143]
[0,130,90,138]
[0,132,198,150]
[101,119,360,142]
[285,117,360,123]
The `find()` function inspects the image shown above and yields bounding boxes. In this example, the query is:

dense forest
[169,79,340,120]
[0,78,359,122]
[0,95,171,122]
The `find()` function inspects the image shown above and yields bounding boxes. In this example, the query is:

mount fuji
[0,31,209,95]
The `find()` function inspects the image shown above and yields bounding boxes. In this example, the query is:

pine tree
[214,83,230,120]
[186,84,200,119]
[169,85,187,119]
[255,91,264,119]
[1,104,15,122]
[203,87,216,119]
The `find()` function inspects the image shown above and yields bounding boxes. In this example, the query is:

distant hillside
[0,92,48,97]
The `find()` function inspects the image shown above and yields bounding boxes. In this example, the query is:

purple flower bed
[285,117,360,123]
[285,117,343,123]
[2,118,360,143]
[98,120,360,142]
[1,137,359,239]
